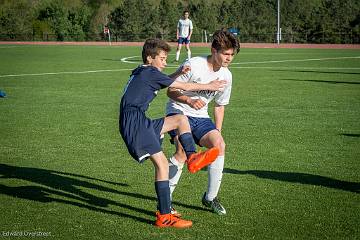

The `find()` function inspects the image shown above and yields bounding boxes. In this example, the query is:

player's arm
[176,22,180,39]
[167,87,206,110]
[169,65,226,91]
[170,79,225,92]
[188,28,193,40]
[168,65,190,80]
[214,104,225,132]
[188,21,193,40]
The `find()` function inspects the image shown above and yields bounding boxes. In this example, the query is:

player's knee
[177,114,189,126]
[214,139,226,153]
[174,145,187,162]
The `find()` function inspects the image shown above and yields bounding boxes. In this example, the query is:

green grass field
[0,44,359,239]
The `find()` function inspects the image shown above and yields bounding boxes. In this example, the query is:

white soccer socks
[175,50,191,61]
[175,50,180,61]
[205,155,224,201]
[187,50,191,60]
[169,155,225,202]
[169,156,184,198]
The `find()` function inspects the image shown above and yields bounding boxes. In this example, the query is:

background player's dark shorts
[178,37,190,45]
[120,109,164,163]
[167,113,216,146]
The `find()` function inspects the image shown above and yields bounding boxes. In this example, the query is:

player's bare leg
[185,43,191,60]
[161,115,219,173]
[175,44,182,62]
[151,152,192,228]
[199,130,227,215]
[169,129,226,215]
[169,136,187,198]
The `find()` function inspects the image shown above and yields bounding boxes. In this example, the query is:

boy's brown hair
[211,29,240,54]
[142,38,171,63]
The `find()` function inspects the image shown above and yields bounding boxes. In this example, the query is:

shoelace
[212,197,223,209]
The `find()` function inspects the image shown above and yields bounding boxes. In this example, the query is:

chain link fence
[0,32,359,44]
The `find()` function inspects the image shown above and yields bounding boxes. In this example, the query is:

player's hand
[186,98,206,110]
[207,78,227,91]
[180,64,191,75]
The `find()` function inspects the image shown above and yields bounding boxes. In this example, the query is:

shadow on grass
[0,164,159,224]
[223,168,359,193]
[280,78,360,85]
[0,163,206,222]
[273,69,360,75]
[342,133,360,137]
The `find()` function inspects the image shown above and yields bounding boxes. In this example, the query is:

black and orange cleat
[187,147,219,173]
[155,212,192,228]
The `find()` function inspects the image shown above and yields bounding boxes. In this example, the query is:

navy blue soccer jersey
[120,65,174,112]
[119,65,175,162]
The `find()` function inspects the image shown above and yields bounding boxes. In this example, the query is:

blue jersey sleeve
[150,68,174,89]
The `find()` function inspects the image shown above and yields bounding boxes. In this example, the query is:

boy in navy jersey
[119,39,226,228]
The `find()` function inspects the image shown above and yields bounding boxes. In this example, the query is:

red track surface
[0,41,359,49]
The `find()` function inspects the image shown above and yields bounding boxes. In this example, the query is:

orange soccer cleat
[155,212,192,228]
[155,207,181,218]
[187,147,219,173]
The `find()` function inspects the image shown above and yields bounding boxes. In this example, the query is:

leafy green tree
[158,0,178,40]
[67,5,91,41]
[0,0,34,40]
[35,0,91,41]
[142,1,160,39]
[109,0,142,41]
[0,0,359,43]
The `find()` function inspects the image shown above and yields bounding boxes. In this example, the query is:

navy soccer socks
[178,132,196,158]
[155,180,171,214]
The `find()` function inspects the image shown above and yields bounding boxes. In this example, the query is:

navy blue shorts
[168,114,216,146]
[120,109,164,163]
[178,37,190,45]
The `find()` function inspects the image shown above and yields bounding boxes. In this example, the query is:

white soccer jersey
[177,18,193,38]
[166,56,232,118]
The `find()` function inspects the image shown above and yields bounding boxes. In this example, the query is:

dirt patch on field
[0,41,359,49]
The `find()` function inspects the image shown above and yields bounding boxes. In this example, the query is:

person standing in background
[175,10,193,62]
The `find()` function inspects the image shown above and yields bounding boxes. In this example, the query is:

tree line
[0,0,359,43]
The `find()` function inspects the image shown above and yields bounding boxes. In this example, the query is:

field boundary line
[2,55,359,78]
[230,66,360,70]
[121,55,360,65]
[1,41,360,49]
[232,56,360,65]
[0,69,133,78]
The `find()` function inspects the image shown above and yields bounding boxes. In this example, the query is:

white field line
[1,56,359,78]
[1,66,359,79]
[230,66,360,70]
[232,56,360,65]
[121,55,360,65]
[0,69,133,78]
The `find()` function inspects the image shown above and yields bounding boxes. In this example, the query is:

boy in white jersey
[166,29,240,215]
[175,10,193,62]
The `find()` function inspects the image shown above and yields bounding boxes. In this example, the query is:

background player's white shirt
[166,56,232,118]
[177,18,193,38]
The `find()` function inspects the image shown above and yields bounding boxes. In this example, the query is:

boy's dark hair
[142,38,171,63]
[211,29,240,54]
[183,10,189,14]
